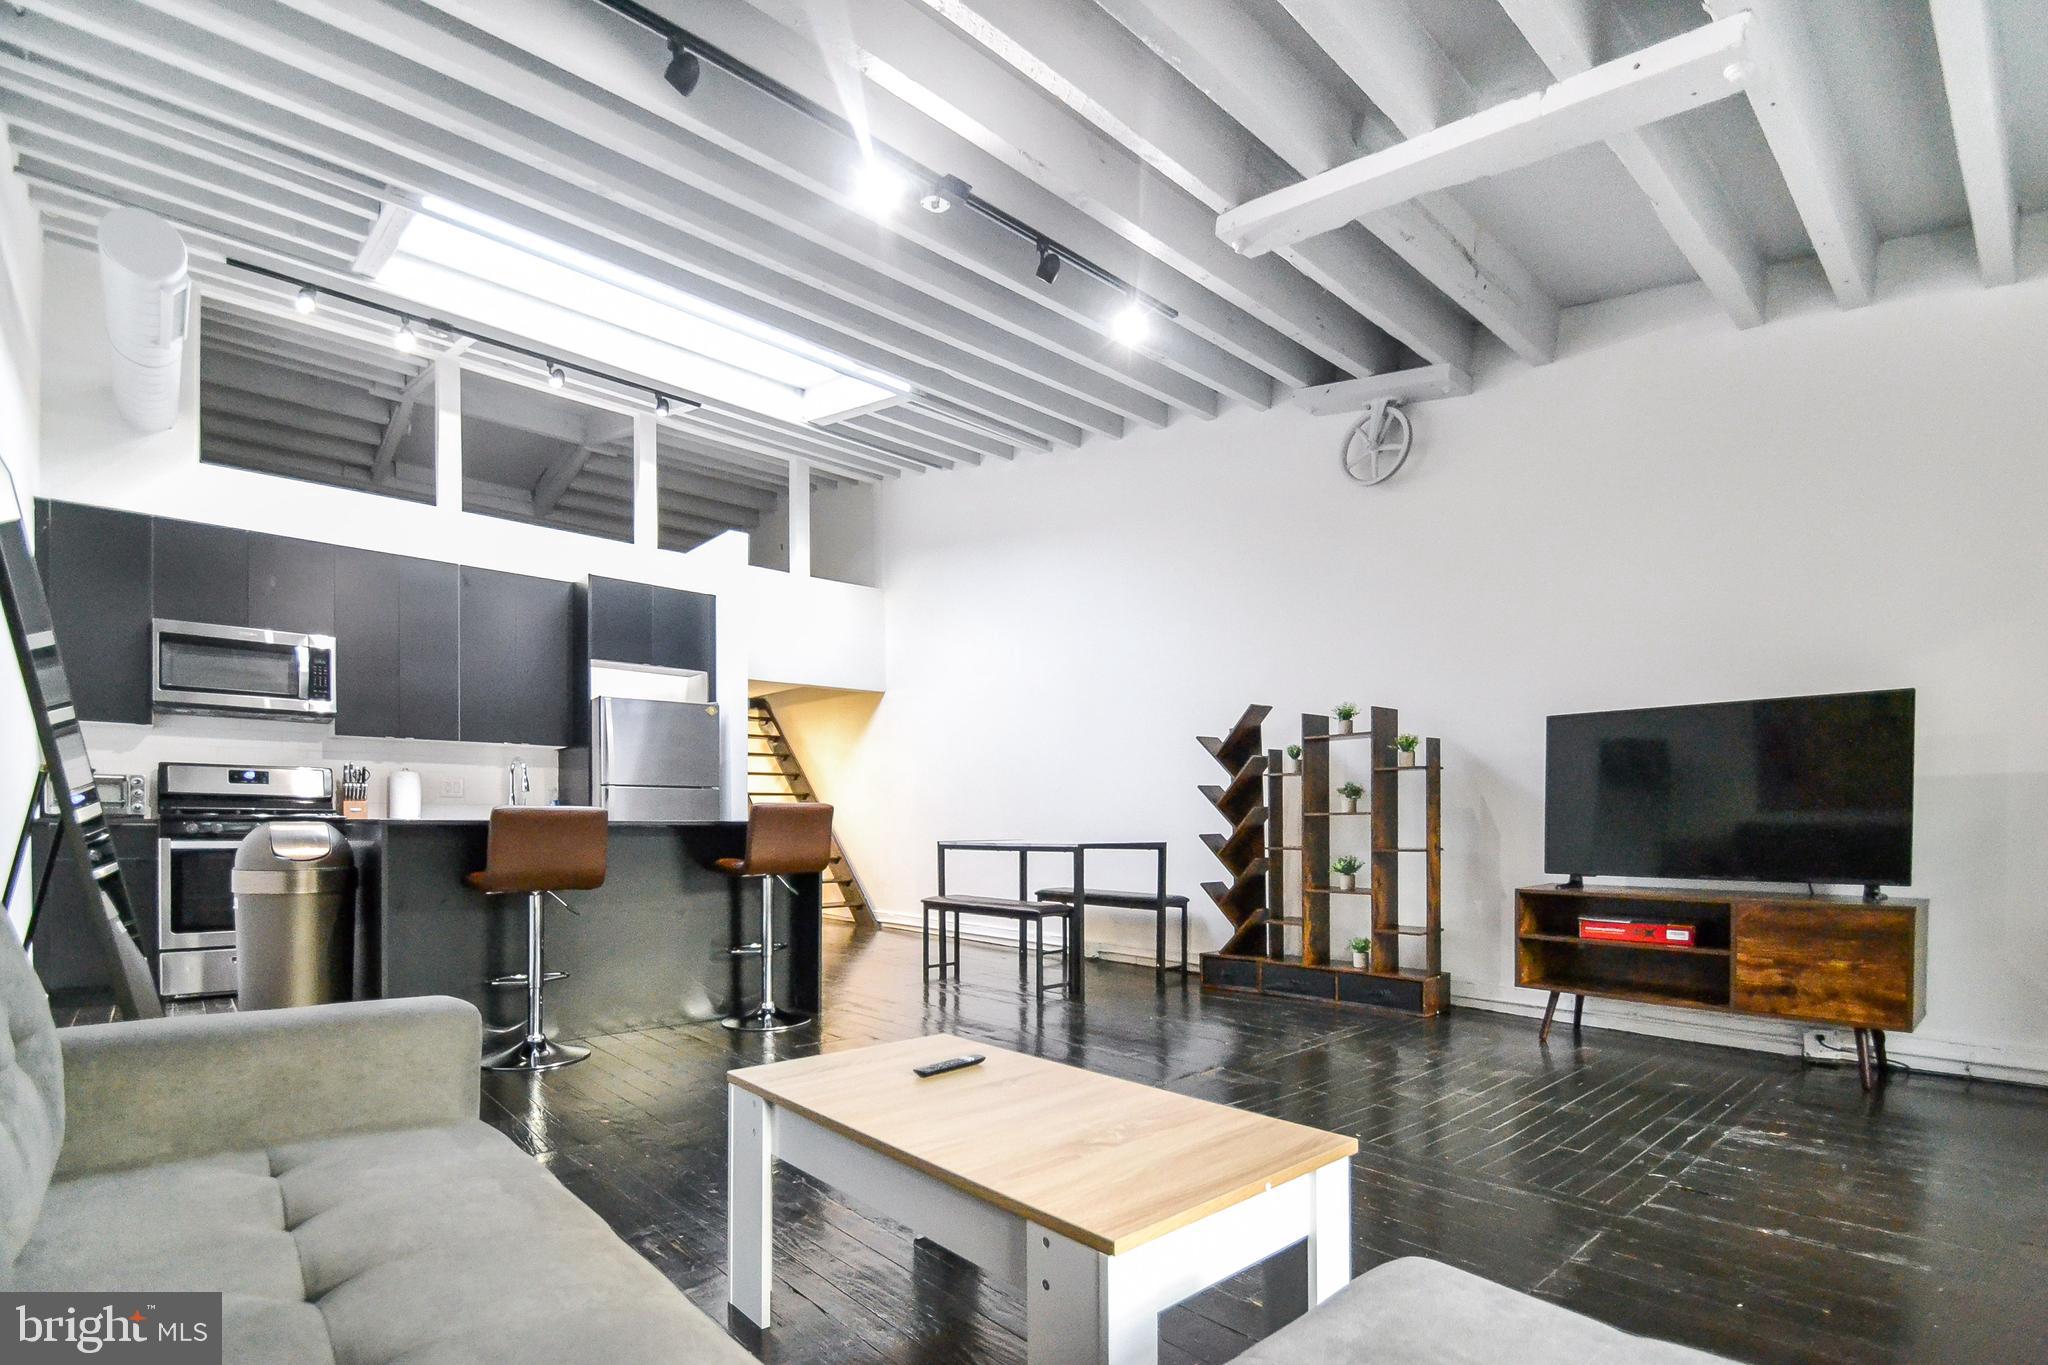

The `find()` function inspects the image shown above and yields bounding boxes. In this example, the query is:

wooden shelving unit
[1200,703,1449,1016]
[1196,706,1271,957]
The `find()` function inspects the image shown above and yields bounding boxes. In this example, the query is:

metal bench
[921,895,1073,997]
[1035,887,1191,977]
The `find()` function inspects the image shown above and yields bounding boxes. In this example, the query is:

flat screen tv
[1545,688,1914,887]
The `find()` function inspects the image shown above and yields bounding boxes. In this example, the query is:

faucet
[509,757,531,807]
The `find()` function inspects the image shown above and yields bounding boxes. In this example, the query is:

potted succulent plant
[1397,733,1422,767]
[1333,702,1359,735]
[1331,854,1362,893]
[1348,935,1371,970]
[1337,780,1364,814]
[1284,743,1303,774]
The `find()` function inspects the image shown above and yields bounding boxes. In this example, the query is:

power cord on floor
[1809,1031,1912,1076]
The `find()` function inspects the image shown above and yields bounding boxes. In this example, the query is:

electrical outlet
[439,777,465,799]
[1804,1028,1856,1063]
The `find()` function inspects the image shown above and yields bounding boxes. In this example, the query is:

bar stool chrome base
[721,1004,812,1033]
[482,1035,590,1072]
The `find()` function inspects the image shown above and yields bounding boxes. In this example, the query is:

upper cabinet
[247,533,335,634]
[459,567,575,747]
[35,501,153,724]
[151,517,248,627]
[585,574,716,681]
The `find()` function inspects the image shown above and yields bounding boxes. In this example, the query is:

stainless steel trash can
[232,821,355,1010]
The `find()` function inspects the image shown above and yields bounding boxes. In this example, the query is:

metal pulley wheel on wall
[1340,399,1413,485]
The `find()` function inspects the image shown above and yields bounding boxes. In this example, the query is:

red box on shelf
[1577,917,1696,946]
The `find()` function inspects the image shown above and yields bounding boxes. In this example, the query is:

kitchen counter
[349,818,820,1034]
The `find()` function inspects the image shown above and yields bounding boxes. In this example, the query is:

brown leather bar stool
[467,806,607,1072]
[719,802,833,1033]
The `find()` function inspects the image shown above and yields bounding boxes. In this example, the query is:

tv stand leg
[1572,994,1584,1037]
[1854,1029,1875,1091]
[1539,991,1560,1044]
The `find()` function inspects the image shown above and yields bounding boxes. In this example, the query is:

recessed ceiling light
[293,285,317,314]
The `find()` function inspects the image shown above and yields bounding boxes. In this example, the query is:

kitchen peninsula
[351,818,819,1036]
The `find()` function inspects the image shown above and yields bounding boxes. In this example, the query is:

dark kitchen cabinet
[399,559,460,741]
[585,574,715,679]
[247,533,335,633]
[334,550,459,741]
[34,501,153,723]
[152,517,248,627]
[459,566,573,746]
[27,820,158,994]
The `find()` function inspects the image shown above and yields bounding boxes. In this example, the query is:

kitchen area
[25,497,818,1032]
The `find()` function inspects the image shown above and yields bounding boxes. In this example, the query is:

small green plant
[1348,936,1372,956]
[1333,703,1359,721]
[1286,744,1303,760]
[1338,781,1364,800]
[1331,855,1363,877]
[1396,733,1420,754]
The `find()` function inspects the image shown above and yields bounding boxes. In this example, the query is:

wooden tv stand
[1515,883,1927,1090]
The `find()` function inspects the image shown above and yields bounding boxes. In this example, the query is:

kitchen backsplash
[79,713,561,819]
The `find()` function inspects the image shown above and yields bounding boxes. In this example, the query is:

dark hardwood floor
[58,925,2048,1362]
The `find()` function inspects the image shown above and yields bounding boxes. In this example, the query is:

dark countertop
[344,816,741,828]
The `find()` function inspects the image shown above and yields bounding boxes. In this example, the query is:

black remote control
[913,1054,985,1078]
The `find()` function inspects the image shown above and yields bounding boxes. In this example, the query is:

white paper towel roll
[388,768,422,820]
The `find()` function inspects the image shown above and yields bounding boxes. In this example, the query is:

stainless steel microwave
[152,619,336,719]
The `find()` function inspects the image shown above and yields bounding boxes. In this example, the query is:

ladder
[746,698,876,928]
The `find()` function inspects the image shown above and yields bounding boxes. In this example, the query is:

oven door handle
[161,838,246,852]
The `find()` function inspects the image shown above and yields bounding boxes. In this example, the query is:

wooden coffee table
[727,1034,1357,1363]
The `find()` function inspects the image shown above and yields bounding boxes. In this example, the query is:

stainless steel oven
[156,763,336,998]
[152,619,336,719]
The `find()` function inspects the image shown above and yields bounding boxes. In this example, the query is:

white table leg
[1027,1223,1159,1365]
[1308,1157,1351,1306]
[727,1087,774,1329]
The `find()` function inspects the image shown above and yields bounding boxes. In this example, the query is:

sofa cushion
[1234,1256,1730,1364]
[13,1119,750,1365]
[0,918,63,1268]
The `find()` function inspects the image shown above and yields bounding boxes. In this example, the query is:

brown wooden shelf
[1303,809,1369,818]
[1304,731,1375,743]
[1373,765,1438,772]
[1522,975,1731,1012]
[1518,931,1729,958]
[1372,846,1430,853]
[1306,885,1371,896]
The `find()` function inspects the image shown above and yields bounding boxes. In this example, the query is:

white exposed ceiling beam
[1219,15,1754,259]
[533,416,634,516]
[1091,0,1553,363]
[199,384,386,446]
[1274,0,1475,135]
[1929,0,2018,287]
[1489,0,1765,328]
[203,0,1170,433]
[747,0,1411,376]
[1706,0,1877,308]
[1292,364,1472,415]
[12,9,1092,451]
[412,0,1270,412]
[617,0,1332,392]
[371,367,435,484]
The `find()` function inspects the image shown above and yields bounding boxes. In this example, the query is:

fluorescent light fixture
[373,198,907,426]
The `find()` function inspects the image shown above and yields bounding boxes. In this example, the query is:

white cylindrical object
[387,768,422,821]
[97,208,191,433]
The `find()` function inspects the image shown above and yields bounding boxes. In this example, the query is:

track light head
[293,285,317,315]
[392,318,418,353]
[850,158,911,218]
[1035,241,1061,285]
[1110,297,1151,347]
[546,362,566,390]
[665,39,702,98]
[654,395,673,417]
[919,187,951,214]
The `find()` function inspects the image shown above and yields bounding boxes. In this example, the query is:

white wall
[0,126,44,938]
[821,243,2048,1084]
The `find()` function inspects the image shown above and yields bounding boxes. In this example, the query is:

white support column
[786,458,811,579]
[432,354,461,510]
[726,1087,773,1329]
[632,410,658,548]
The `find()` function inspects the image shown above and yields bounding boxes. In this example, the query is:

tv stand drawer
[1731,901,1926,1030]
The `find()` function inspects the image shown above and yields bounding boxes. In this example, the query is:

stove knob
[204,822,225,834]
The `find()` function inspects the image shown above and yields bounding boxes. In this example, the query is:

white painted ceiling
[1,0,2039,479]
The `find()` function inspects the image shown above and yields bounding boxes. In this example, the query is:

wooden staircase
[1198,705,1278,958]
[746,698,877,929]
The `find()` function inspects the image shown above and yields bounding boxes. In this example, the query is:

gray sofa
[0,927,750,1363]
[1238,1256,1730,1363]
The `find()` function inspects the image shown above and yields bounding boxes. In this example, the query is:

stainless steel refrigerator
[560,698,722,821]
